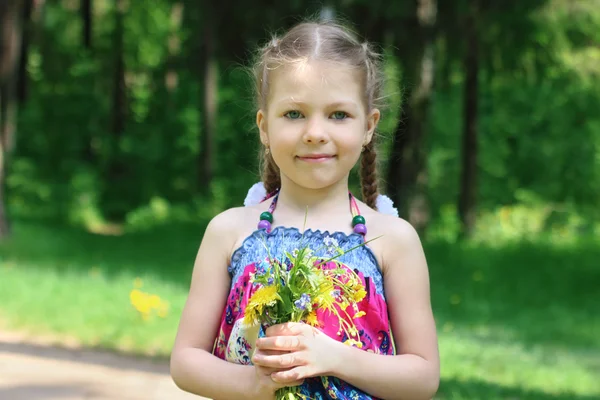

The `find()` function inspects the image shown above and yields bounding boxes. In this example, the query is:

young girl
[170,20,440,400]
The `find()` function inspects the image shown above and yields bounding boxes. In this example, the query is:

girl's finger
[253,351,304,369]
[256,336,303,351]
[271,366,310,383]
[265,322,308,337]
[272,375,305,388]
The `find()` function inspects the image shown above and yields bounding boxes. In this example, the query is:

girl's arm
[332,217,440,399]
[170,209,255,399]
[253,217,440,400]
[170,209,300,400]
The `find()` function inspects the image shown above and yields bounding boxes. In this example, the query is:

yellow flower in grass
[244,285,280,326]
[129,287,170,320]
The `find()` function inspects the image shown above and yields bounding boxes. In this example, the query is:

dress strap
[267,192,279,214]
[257,191,367,239]
[349,192,367,239]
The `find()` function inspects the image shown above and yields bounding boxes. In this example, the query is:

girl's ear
[256,109,269,146]
[365,108,381,144]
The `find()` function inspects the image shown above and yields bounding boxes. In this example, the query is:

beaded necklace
[257,192,367,238]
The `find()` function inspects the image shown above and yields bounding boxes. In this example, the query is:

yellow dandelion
[306,311,319,326]
[249,285,280,308]
[243,304,259,326]
[149,294,162,308]
[244,285,280,326]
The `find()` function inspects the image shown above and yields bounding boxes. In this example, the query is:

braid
[261,149,281,195]
[360,141,379,210]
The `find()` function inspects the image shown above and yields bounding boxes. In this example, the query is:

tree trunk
[0,0,24,239]
[16,0,33,105]
[111,0,125,139]
[386,0,437,233]
[104,0,127,220]
[198,1,217,193]
[81,0,92,49]
[458,0,479,238]
[81,0,96,164]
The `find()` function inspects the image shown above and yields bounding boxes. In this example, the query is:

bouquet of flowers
[244,232,379,400]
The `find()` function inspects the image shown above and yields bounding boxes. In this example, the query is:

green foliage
[3,0,599,238]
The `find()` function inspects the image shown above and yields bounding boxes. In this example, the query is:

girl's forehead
[269,61,363,105]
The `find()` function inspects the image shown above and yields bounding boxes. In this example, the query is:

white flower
[244,182,267,207]
[376,194,399,217]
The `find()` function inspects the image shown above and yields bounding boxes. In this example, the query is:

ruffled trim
[243,181,399,217]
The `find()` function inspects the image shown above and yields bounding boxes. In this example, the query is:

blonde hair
[253,21,385,209]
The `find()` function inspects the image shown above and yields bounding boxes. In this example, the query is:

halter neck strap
[260,190,366,239]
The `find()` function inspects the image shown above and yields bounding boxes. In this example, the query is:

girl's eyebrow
[274,98,359,109]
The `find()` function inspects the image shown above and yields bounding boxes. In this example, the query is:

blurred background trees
[0,0,598,241]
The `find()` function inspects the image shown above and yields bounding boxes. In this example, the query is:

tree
[0,0,24,239]
[458,0,479,237]
[386,0,438,233]
[198,0,217,194]
[103,0,128,220]
[17,0,33,104]
[81,0,92,49]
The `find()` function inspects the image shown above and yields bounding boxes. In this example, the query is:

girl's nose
[302,117,329,144]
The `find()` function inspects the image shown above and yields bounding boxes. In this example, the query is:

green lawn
[0,221,598,399]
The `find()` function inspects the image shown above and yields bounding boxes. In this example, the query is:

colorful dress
[213,193,396,399]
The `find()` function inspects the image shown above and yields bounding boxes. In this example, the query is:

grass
[0,220,599,399]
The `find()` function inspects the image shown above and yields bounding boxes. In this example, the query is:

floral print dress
[212,225,396,400]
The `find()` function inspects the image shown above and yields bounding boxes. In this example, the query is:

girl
[170,20,440,400]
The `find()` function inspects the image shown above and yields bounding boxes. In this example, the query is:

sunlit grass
[0,219,598,399]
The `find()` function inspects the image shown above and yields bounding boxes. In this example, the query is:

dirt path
[0,331,209,400]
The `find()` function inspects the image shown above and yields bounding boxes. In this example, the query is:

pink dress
[213,195,395,399]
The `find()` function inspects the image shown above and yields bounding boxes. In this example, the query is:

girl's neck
[276,175,351,216]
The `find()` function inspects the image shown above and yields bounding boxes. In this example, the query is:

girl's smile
[296,154,336,163]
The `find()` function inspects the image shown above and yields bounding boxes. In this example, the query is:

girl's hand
[249,347,305,399]
[251,322,344,385]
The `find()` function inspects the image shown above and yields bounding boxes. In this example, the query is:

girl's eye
[331,111,348,120]
[285,110,303,119]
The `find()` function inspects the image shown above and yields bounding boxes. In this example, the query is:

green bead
[352,215,365,227]
[260,211,273,223]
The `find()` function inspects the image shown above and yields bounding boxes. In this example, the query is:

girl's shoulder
[205,203,270,259]
[355,197,418,238]
[356,199,425,274]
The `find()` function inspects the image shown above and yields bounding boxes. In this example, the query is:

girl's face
[257,61,380,191]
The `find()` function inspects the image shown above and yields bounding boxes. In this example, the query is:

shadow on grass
[0,220,208,285]
[437,377,599,400]
[427,239,600,351]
